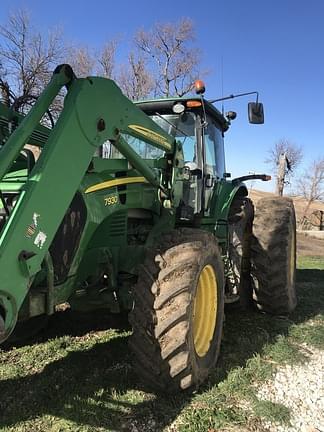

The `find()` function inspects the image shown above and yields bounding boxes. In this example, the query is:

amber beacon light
[194,80,206,95]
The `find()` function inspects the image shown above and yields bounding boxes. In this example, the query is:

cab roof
[135,96,228,131]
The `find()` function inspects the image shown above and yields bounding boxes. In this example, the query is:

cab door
[203,115,226,215]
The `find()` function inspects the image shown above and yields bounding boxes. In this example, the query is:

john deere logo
[128,125,171,150]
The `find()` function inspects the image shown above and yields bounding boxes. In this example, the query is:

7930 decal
[104,195,118,206]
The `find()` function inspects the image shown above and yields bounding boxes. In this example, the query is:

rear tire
[250,197,297,315]
[227,197,254,306]
[129,228,224,392]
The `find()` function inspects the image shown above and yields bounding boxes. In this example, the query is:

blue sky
[1,0,323,192]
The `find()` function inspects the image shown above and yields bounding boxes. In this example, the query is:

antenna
[221,56,224,116]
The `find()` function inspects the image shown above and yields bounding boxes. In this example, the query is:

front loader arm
[0,65,174,342]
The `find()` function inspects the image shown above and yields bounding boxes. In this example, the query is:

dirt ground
[297,232,324,256]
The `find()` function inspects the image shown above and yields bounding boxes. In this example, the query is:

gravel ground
[257,345,324,432]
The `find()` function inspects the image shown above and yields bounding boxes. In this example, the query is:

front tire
[250,197,297,315]
[129,228,224,392]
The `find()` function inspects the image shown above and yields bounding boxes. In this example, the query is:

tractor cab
[134,96,229,219]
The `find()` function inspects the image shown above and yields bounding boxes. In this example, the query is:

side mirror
[248,102,264,124]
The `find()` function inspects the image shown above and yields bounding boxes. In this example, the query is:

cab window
[204,116,225,178]
[150,112,197,162]
[101,112,197,161]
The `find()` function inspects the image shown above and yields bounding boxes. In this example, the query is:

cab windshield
[150,112,196,161]
[107,111,197,161]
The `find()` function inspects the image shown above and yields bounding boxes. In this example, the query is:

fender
[213,179,248,243]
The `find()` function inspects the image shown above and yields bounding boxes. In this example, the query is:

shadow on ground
[0,268,323,431]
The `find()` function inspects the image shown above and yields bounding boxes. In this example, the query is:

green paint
[0,65,251,343]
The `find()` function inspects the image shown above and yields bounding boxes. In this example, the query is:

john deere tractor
[0,65,296,392]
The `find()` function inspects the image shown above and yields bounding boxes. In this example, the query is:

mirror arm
[232,174,271,185]
[209,91,259,104]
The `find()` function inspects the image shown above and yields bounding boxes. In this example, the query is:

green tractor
[0,65,296,392]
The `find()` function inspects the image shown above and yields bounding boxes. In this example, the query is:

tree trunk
[276,152,287,196]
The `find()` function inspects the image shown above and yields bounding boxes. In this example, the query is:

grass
[0,255,323,432]
[297,255,324,270]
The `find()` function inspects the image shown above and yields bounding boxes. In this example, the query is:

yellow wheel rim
[192,264,218,357]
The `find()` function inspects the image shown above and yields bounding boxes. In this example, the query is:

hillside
[249,189,324,227]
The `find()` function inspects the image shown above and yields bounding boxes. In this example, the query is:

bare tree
[97,41,117,79]
[118,52,154,100]
[0,9,65,112]
[135,18,202,97]
[266,139,303,195]
[66,45,95,77]
[66,40,117,80]
[297,158,324,228]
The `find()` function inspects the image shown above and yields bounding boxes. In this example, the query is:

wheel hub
[192,264,217,357]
